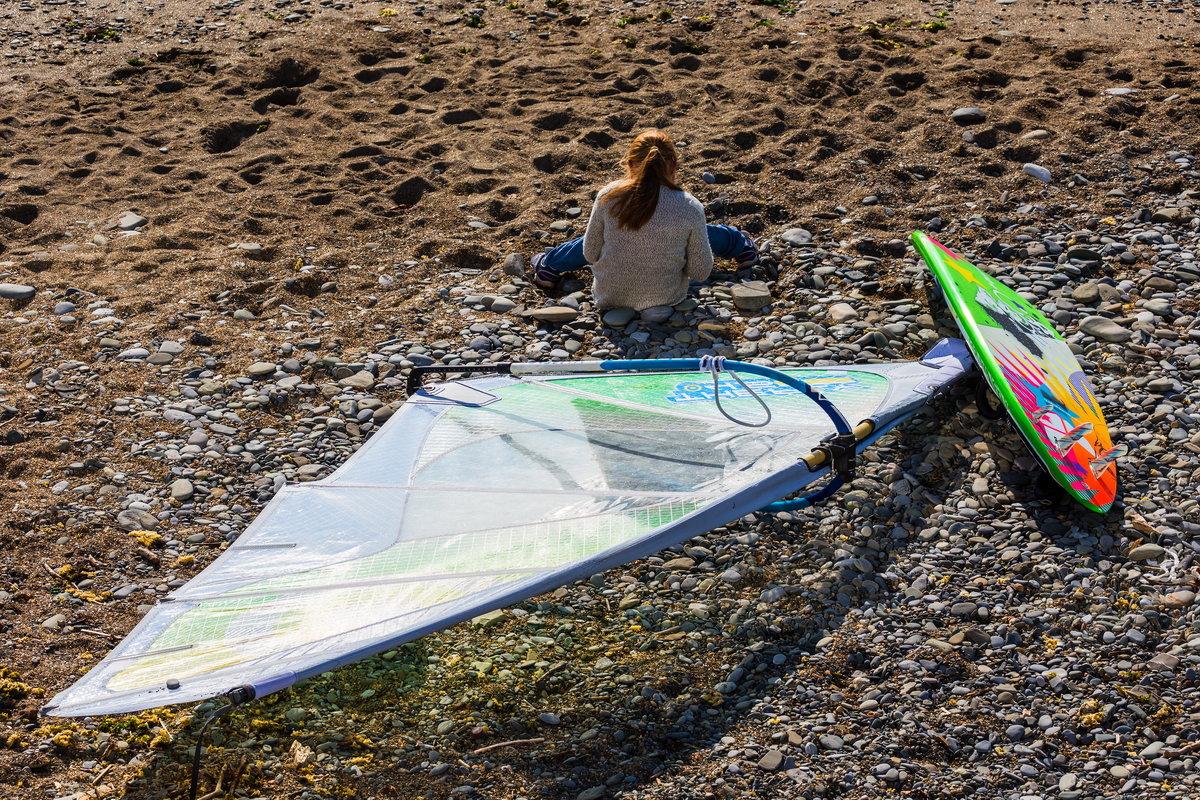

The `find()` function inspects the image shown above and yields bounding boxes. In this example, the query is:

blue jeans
[540,224,747,273]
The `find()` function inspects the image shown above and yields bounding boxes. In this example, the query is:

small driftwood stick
[471,737,545,755]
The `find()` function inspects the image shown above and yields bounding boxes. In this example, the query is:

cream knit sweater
[582,181,714,311]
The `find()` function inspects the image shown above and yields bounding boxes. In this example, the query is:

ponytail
[604,130,682,231]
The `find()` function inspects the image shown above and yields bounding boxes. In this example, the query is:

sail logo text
[666,374,862,404]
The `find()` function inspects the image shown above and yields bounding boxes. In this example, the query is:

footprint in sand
[239,154,283,186]
[256,57,320,89]
[532,111,573,131]
[252,87,301,113]
[1,204,38,225]
[201,121,260,154]
[442,109,483,125]
[579,130,615,149]
[338,145,384,159]
[392,176,435,207]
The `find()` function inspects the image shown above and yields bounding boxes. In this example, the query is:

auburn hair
[604,130,682,231]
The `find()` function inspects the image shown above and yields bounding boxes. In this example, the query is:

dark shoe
[734,232,760,268]
[529,251,562,290]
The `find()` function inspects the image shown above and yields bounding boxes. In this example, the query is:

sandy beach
[2,0,1200,797]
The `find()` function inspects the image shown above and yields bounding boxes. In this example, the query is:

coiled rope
[698,355,772,428]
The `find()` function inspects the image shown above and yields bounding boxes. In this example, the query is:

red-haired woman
[530,130,759,312]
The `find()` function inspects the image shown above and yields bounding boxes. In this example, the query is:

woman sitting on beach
[530,129,759,312]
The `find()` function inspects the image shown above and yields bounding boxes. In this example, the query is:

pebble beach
[2,0,1200,798]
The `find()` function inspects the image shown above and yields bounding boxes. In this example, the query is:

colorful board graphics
[912,232,1119,513]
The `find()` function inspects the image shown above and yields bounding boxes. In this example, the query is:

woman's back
[529,129,751,309]
[583,182,713,311]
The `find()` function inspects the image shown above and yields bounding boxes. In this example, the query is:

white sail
[44,342,971,717]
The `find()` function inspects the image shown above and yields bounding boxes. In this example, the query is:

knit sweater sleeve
[684,194,714,281]
[582,184,615,264]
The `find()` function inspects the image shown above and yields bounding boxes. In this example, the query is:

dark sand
[2,0,1199,797]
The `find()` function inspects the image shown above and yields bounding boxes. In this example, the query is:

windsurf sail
[44,339,972,717]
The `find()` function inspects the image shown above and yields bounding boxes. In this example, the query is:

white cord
[699,356,772,428]
[1159,547,1183,584]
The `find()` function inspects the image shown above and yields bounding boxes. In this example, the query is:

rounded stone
[951,107,987,125]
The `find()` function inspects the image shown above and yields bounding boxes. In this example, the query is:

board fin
[1089,444,1127,478]
[1031,404,1055,423]
[1055,422,1094,457]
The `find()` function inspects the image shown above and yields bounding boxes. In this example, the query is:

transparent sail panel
[108,572,528,693]
[547,367,888,429]
[334,369,891,489]
[53,489,710,714]
[174,490,709,601]
[48,361,948,717]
